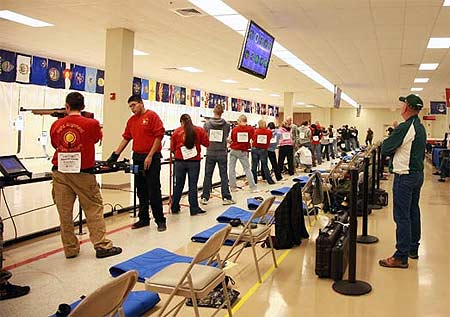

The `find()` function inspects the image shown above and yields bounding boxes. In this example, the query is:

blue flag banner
[96,69,104,94]
[141,79,149,100]
[0,49,17,82]
[47,59,64,89]
[30,56,47,86]
[162,83,170,103]
[133,77,142,96]
[71,65,86,91]
[84,67,97,93]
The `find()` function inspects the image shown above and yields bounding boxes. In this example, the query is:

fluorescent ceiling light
[444,0,450,6]
[188,0,237,16]
[188,0,359,108]
[0,10,53,27]
[249,87,262,91]
[296,102,306,105]
[177,66,203,73]
[221,79,238,84]
[305,105,315,108]
[270,93,280,97]
[214,14,248,31]
[133,49,149,56]
[414,78,429,83]
[419,63,439,70]
[411,88,423,91]
[427,38,450,49]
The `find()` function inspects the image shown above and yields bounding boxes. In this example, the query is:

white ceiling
[0,0,449,109]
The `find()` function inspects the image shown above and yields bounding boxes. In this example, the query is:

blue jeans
[311,144,322,165]
[392,172,424,262]
[251,148,274,184]
[201,155,232,200]
[229,149,257,189]
[172,160,201,214]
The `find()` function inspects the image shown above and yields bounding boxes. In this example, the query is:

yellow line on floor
[225,217,317,316]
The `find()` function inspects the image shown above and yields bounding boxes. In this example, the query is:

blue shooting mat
[110,248,196,282]
[270,186,291,196]
[191,223,235,245]
[49,291,160,317]
[247,198,281,210]
[292,175,309,185]
[216,206,256,223]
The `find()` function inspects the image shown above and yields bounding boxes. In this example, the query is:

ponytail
[180,114,196,149]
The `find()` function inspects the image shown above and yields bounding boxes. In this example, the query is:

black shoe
[96,246,122,259]
[438,178,445,182]
[409,252,419,260]
[157,223,167,232]
[0,271,12,282]
[0,282,30,300]
[131,221,150,229]
[65,254,79,259]
[171,209,180,214]
[191,209,207,216]
[433,171,441,175]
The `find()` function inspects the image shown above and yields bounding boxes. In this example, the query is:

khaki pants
[52,171,112,257]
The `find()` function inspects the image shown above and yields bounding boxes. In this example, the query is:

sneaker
[433,171,441,175]
[409,252,419,260]
[96,246,122,259]
[222,198,236,205]
[378,256,408,269]
[438,178,445,182]
[157,223,167,232]
[0,283,30,300]
[131,221,150,229]
[200,198,209,205]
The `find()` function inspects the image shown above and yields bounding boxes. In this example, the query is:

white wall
[330,107,403,143]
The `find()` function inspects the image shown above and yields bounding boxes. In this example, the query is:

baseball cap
[399,94,423,110]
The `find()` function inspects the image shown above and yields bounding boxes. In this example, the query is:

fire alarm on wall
[109,92,116,100]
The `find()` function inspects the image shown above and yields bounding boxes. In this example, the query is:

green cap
[399,94,423,110]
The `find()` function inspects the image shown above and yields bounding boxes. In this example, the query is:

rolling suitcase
[315,220,343,278]
[330,227,349,281]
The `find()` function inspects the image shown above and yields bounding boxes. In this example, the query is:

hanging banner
[446,88,450,108]
[16,54,31,83]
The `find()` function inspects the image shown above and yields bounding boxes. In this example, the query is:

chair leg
[267,236,278,268]
[251,243,262,283]
[222,279,233,317]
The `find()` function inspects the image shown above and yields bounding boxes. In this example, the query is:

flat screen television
[430,101,447,115]
[0,155,30,179]
[237,20,274,79]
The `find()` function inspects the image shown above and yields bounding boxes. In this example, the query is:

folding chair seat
[224,196,277,283]
[145,225,233,317]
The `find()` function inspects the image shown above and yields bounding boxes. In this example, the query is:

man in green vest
[379,94,426,269]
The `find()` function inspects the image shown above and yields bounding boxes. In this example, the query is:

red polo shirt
[230,125,254,151]
[252,128,272,150]
[50,114,101,169]
[170,126,209,161]
[122,110,165,154]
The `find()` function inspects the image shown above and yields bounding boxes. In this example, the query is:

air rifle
[20,107,94,119]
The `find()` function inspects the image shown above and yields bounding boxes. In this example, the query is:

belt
[52,166,95,173]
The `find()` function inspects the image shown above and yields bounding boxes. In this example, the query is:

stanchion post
[369,149,382,209]
[376,146,382,189]
[133,173,137,218]
[332,167,372,296]
[357,157,379,244]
